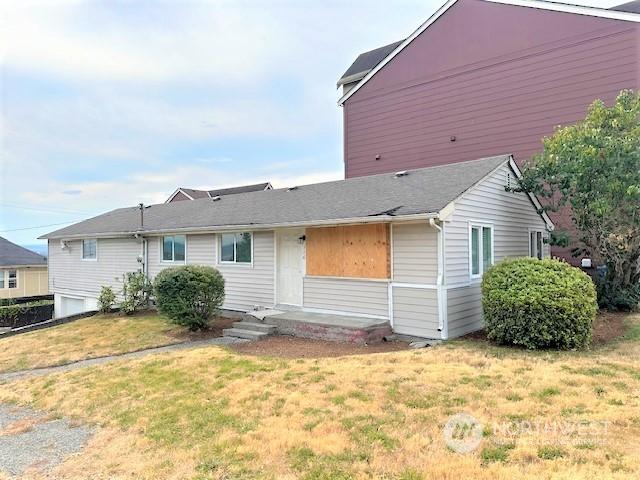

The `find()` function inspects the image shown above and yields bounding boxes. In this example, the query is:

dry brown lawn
[0,313,638,479]
[0,313,230,373]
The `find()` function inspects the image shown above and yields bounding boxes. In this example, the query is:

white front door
[277,229,305,306]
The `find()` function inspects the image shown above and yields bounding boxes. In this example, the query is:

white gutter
[43,212,439,241]
[429,218,447,339]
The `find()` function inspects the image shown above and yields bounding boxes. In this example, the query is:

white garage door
[60,296,86,317]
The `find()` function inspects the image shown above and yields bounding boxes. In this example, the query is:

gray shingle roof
[0,237,47,267]
[611,1,640,13]
[337,40,404,86]
[41,155,511,239]
[170,183,272,202]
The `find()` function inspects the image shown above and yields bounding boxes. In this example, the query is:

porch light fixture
[297,235,306,244]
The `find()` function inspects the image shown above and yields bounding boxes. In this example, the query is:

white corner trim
[338,0,639,106]
[486,0,640,23]
[508,158,555,231]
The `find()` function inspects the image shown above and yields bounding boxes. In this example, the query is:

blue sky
[0,0,617,248]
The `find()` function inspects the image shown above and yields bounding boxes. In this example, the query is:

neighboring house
[42,155,552,339]
[338,0,640,262]
[166,182,272,203]
[0,237,48,299]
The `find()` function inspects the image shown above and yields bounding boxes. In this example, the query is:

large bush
[482,258,597,350]
[154,265,225,330]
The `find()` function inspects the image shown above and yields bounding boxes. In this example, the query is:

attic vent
[394,170,409,178]
[506,172,512,190]
[287,186,299,192]
[211,195,221,201]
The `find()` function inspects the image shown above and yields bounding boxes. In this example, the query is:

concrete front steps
[222,321,276,341]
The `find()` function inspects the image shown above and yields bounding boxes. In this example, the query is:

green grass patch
[480,443,515,464]
[538,445,566,460]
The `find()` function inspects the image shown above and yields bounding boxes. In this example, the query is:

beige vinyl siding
[392,287,439,338]
[303,277,389,318]
[444,163,550,337]
[147,231,275,312]
[216,231,275,311]
[446,285,483,338]
[48,238,141,298]
[392,222,438,284]
[0,267,48,299]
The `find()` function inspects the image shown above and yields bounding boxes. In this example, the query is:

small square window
[82,239,97,260]
[162,235,186,262]
[219,232,252,264]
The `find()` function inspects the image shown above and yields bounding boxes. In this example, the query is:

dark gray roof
[41,155,511,239]
[170,182,272,202]
[338,40,404,86]
[611,1,640,13]
[0,237,47,267]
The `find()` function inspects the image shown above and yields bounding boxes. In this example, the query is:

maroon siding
[342,0,639,261]
[344,0,639,177]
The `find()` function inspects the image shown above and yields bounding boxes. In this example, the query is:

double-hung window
[82,239,97,260]
[529,230,544,260]
[0,271,4,289]
[7,270,17,289]
[162,235,186,262]
[470,224,493,278]
[220,232,252,264]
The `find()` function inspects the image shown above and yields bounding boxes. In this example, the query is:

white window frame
[160,235,187,264]
[468,222,494,280]
[7,269,17,289]
[81,239,98,261]
[0,270,5,289]
[528,228,545,260]
[218,232,253,266]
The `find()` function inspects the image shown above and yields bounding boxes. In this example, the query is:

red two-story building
[338,0,640,262]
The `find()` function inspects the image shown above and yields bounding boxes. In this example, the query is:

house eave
[41,212,440,241]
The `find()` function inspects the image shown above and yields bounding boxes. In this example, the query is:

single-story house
[41,155,552,339]
[0,236,49,299]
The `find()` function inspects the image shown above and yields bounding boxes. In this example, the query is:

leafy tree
[516,90,640,309]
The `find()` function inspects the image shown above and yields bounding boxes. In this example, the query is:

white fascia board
[338,0,460,106]
[338,0,638,106]
[486,0,640,22]
[508,158,555,231]
[43,212,440,240]
[164,188,195,203]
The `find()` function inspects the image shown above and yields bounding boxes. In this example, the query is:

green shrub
[98,286,116,314]
[482,258,597,350]
[596,278,640,312]
[120,271,152,315]
[153,265,225,330]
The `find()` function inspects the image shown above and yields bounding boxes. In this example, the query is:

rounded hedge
[481,258,597,350]
[154,265,225,330]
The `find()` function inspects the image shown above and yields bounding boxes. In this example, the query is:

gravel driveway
[0,404,94,476]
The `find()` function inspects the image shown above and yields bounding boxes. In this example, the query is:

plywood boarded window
[306,224,390,279]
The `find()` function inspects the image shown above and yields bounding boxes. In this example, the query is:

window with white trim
[162,235,186,262]
[530,230,544,260]
[220,232,252,264]
[0,271,4,289]
[470,224,493,278]
[8,270,17,289]
[82,239,97,260]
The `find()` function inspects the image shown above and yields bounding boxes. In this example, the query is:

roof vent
[394,170,409,178]
[211,195,221,201]
[287,186,299,192]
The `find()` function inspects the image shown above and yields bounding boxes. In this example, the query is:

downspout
[429,218,446,339]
